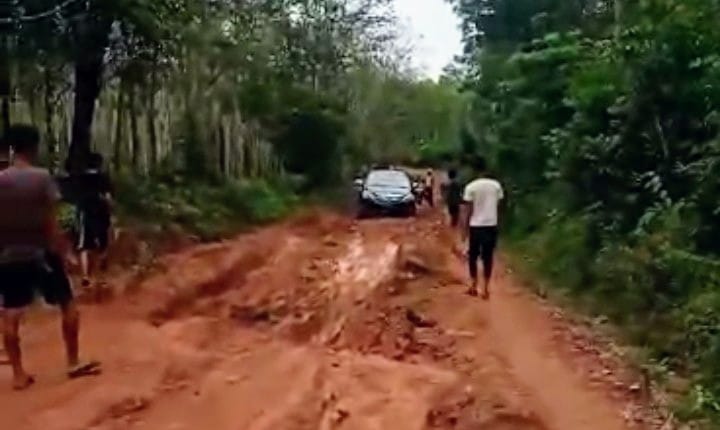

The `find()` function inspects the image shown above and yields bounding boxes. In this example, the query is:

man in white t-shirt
[460,156,504,299]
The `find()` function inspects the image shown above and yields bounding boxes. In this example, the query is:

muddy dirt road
[1,209,660,430]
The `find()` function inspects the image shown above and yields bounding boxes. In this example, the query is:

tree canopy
[1,0,464,178]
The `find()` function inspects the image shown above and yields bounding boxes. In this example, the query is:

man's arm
[459,202,471,242]
[497,182,506,224]
[460,183,473,242]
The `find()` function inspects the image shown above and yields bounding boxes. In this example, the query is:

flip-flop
[12,375,35,391]
[68,361,102,379]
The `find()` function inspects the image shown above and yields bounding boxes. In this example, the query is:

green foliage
[115,175,298,240]
[454,0,720,423]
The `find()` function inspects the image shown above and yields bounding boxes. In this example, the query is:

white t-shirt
[463,178,504,227]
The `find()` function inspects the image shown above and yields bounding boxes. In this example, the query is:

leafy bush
[462,3,720,421]
[115,175,298,240]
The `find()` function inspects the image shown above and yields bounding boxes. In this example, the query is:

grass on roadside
[113,174,300,241]
[504,213,720,427]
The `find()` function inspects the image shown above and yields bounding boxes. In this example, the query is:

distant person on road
[76,152,114,288]
[442,168,463,227]
[0,137,9,170]
[0,125,99,390]
[460,156,504,299]
[423,169,435,207]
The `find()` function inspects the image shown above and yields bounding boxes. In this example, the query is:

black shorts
[0,254,74,309]
[447,204,460,226]
[468,226,499,264]
[77,210,110,252]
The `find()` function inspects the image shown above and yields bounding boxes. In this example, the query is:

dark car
[357,169,417,218]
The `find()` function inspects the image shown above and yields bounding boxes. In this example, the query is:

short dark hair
[6,125,40,155]
[88,152,104,169]
[448,168,458,179]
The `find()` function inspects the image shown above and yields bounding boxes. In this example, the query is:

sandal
[68,361,102,379]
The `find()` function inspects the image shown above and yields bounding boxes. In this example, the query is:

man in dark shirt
[0,125,99,390]
[76,152,113,287]
[442,168,463,227]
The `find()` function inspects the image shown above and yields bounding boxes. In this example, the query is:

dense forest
[0,0,463,234]
[449,0,720,423]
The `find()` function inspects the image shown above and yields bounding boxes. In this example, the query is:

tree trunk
[0,37,10,138]
[68,13,111,172]
[0,37,10,168]
[218,122,226,176]
[614,0,623,39]
[44,68,58,172]
[146,89,158,170]
[69,54,104,171]
[113,82,125,172]
[129,85,141,172]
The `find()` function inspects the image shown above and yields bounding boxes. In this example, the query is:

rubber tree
[67,8,111,171]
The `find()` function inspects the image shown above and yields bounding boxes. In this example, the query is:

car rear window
[366,170,411,188]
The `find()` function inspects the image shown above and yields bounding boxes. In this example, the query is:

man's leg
[479,227,499,299]
[77,211,92,287]
[60,302,80,368]
[41,255,100,378]
[2,309,34,389]
[1,263,37,389]
[96,222,111,277]
[449,205,459,227]
[467,227,481,296]
[80,250,90,285]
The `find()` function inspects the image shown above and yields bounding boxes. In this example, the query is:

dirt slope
[0,208,662,430]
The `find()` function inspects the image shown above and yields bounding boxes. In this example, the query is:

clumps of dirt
[287,210,352,237]
[89,395,152,429]
[228,304,273,325]
[323,245,460,363]
[545,308,672,428]
[146,247,271,326]
[396,242,451,277]
[406,308,437,328]
[425,385,547,430]
[76,282,116,304]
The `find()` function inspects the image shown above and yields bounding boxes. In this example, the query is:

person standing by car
[442,168,463,227]
[423,169,435,207]
[459,156,504,299]
[0,125,100,390]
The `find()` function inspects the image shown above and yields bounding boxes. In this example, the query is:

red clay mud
[0,209,665,430]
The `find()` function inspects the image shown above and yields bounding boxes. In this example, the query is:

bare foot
[12,374,35,391]
[466,287,479,297]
